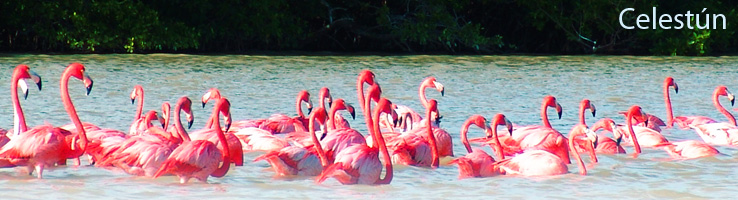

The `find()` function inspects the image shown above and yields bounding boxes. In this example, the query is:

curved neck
[488,121,505,160]
[327,105,338,131]
[626,114,642,154]
[11,73,28,134]
[541,102,552,128]
[713,93,736,126]
[309,115,329,167]
[363,94,374,136]
[174,103,190,142]
[296,96,305,119]
[357,79,366,114]
[60,71,88,153]
[578,102,587,125]
[460,120,474,153]
[372,107,392,184]
[426,108,439,168]
[418,84,429,109]
[135,91,144,120]
[568,129,587,175]
[210,104,231,177]
[664,83,674,127]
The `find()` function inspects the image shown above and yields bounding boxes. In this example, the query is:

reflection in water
[0,54,737,198]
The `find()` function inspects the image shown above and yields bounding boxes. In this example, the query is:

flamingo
[203,88,312,134]
[618,77,678,132]
[380,76,445,131]
[495,95,569,163]
[590,118,627,154]
[8,64,42,137]
[660,140,719,159]
[128,85,146,135]
[383,99,441,167]
[571,99,598,162]
[253,107,330,177]
[592,107,668,155]
[450,114,512,179]
[0,63,93,178]
[493,124,595,176]
[316,97,396,185]
[154,97,233,183]
[675,85,735,129]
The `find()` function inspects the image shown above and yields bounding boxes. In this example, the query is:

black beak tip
[202,102,206,108]
[732,99,735,107]
[307,107,313,114]
[86,86,93,96]
[592,110,597,117]
[225,124,231,133]
[350,112,356,120]
[557,111,562,119]
[328,101,332,108]
[23,91,29,100]
[37,81,42,91]
[441,90,445,96]
[675,87,679,94]
[187,121,194,129]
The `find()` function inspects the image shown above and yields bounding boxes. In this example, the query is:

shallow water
[1,54,738,199]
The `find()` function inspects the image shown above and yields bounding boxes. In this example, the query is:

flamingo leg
[35,164,44,179]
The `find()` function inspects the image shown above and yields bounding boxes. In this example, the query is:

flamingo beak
[30,70,42,91]
[505,119,514,135]
[327,98,332,108]
[674,82,679,94]
[347,103,356,120]
[202,102,207,108]
[586,128,598,149]
[83,73,93,96]
[556,103,563,119]
[186,113,194,129]
[224,113,232,133]
[590,103,597,117]
[201,91,212,108]
[158,114,166,129]
[729,94,735,106]
[434,81,445,96]
[306,99,313,114]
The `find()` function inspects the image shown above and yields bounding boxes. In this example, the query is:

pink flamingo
[8,64,42,137]
[0,63,93,178]
[154,97,233,183]
[450,114,512,179]
[675,85,736,129]
[590,118,627,154]
[571,99,599,162]
[313,98,364,163]
[381,77,445,131]
[619,77,679,132]
[128,85,147,135]
[316,97,396,185]
[496,95,569,163]
[203,88,312,134]
[660,140,719,159]
[253,107,330,177]
[493,124,595,176]
[384,99,441,167]
[592,107,664,155]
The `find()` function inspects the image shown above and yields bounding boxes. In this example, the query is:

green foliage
[0,0,735,55]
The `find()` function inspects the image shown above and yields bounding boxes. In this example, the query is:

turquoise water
[0,54,737,199]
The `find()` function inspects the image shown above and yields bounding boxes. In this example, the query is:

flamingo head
[346,102,356,120]
[318,87,332,108]
[375,98,396,122]
[422,77,445,96]
[331,99,356,120]
[214,98,232,132]
[161,102,171,128]
[464,115,488,133]
[665,77,678,94]
[143,110,165,129]
[544,95,563,119]
[201,88,221,108]
[490,113,513,136]
[14,64,42,100]
[298,90,313,114]
[65,63,94,95]
[627,105,649,126]
[178,96,195,129]
[130,85,143,104]
[367,84,382,103]
[716,86,735,106]
[310,107,329,139]
[591,118,616,133]
[581,99,596,117]
[358,70,376,86]
[571,124,599,149]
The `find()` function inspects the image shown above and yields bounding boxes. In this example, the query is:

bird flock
[0,63,734,184]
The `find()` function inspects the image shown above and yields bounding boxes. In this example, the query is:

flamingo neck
[309,115,329,167]
[426,108,439,168]
[372,108,392,184]
[541,102,552,128]
[713,93,736,126]
[327,105,337,131]
[210,104,231,178]
[135,91,144,120]
[60,71,88,153]
[664,83,674,127]
[296,95,305,120]
[626,114,642,154]
[489,119,505,160]
[357,79,366,114]
[418,84,429,109]
[568,128,587,175]
[11,74,28,134]
[578,102,587,125]
[174,103,190,142]
[460,120,474,153]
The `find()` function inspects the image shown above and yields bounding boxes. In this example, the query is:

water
[1,54,737,199]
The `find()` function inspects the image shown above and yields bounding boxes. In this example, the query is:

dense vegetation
[1,0,736,55]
